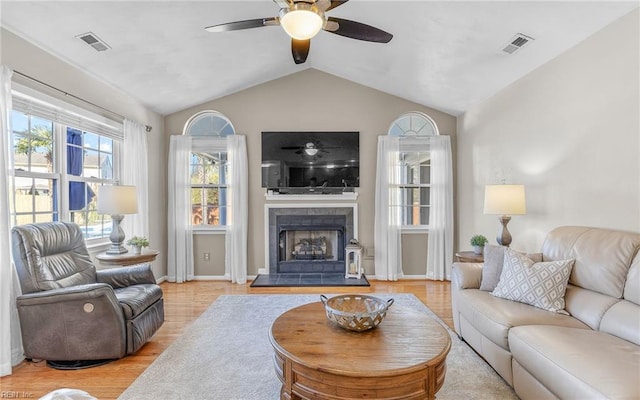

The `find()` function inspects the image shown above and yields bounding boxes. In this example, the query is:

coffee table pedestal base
[273,351,447,400]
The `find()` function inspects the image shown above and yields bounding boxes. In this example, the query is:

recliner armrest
[451,262,483,290]
[17,283,119,306]
[97,263,156,288]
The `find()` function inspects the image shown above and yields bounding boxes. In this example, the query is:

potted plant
[126,236,149,255]
[470,234,488,255]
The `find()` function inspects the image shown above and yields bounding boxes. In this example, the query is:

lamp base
[496,215,513,247]
[107,214,129,255]
[106,244,128,255]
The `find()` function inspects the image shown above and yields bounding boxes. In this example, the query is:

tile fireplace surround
[265,204,357,275]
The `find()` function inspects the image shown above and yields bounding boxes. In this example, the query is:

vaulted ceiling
[1,1,637,116]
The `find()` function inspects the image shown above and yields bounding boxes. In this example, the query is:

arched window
[182,111,234,227]
[387,112,439,227]
[388,112,439,137]
[183,110,235,137]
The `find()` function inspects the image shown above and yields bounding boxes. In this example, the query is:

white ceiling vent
[501,33,534,54]
[76,32,111,52]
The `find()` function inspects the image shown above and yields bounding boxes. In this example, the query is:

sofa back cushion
[11,222,96,293]
[541,226,640,299]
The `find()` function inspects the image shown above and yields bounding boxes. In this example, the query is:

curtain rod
[13,70,152,133]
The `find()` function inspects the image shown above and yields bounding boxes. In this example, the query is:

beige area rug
[119,294,516,400]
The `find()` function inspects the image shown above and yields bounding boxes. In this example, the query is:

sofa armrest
[451,262,483,290]
[97,263,156,288]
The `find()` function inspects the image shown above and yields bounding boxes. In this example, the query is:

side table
[96,249,159,267]
[455,251,484,263]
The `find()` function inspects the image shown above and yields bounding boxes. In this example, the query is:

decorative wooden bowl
[320,294,394,332]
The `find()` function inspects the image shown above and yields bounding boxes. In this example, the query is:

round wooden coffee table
[269,300,451,400]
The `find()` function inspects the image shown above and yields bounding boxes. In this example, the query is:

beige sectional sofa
[451,226,640,400]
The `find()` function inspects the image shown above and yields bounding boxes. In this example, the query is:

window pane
[420,165,431,184]
[100,136,113,153]
[84,132,99,150]
[83,149,99,178]
[420,206,430,225]
[13,115,54,173]
[420,187,430,205]
[99,154,113,179]
[206,164,219,184]
[190,164,204,184]
[191,188,204,225]
[33,178,54,212]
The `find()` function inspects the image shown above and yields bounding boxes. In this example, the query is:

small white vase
[473,246,483,255]
[132,245,142,255]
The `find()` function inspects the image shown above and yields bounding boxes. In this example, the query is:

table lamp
[483,184,526,247]
[97,185,138,254]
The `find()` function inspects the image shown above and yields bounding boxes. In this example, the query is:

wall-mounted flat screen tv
[262,131,359,191]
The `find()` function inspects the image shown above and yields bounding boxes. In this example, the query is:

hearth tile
[300,274,323,284]
[275,274,301,284]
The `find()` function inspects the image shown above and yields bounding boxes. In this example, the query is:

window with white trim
[10,87,123,240]
[183,111,234,228]
[388,112,439,228]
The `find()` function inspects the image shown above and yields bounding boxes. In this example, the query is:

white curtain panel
[225,135,248,284]
[167,135,194,283]
[426,135,454,280]
[122,119,149,239]
[0,65,24,376]
[374,136,403,280]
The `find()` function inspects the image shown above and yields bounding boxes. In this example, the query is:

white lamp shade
[484,184,526,215]
[279,6,324,40]
[97,185,138,215]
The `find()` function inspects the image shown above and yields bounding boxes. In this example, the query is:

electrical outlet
[204,252,210,261]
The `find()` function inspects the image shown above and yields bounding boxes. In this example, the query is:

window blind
[11,86,123,140]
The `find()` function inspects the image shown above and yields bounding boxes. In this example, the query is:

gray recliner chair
[11,221,164,369]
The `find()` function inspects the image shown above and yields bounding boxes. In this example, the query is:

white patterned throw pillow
[492,248,574,313]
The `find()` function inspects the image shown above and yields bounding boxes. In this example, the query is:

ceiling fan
[282,142,331,156]
[205,0,393,64]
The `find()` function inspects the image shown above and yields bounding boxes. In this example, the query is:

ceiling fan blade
[315,0,331,11]
[326,0,349,11]
[205,17,278,33]
[292,38,310,64]
[325,17,393,43]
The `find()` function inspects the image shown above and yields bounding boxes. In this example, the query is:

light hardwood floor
[0,279,452,399]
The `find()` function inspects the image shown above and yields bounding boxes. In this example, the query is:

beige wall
[457,9,640,253]
[165,69,457,277]
[1,28,168,279]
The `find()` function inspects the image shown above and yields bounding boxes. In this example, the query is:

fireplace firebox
[267,206,355,274]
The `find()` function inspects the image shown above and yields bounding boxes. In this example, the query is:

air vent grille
[502,33,534,54]
[76,32,111,52]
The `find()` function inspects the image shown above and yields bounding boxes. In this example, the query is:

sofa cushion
[479,244,542,292]
[509,325,640,400]
[457,289,588,351]
[492,249,574,313]
[541,226,640,298]
[115,284,163,319]
[600,299,640,346]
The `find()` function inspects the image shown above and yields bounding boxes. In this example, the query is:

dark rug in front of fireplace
[250,273,370,287]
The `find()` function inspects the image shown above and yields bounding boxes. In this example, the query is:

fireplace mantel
[265,192,358,201]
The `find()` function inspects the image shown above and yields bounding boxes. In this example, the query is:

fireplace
[266,205,356,274]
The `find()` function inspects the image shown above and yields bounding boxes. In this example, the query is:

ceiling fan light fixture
[304,142,319,156]
[279,4,324,40]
